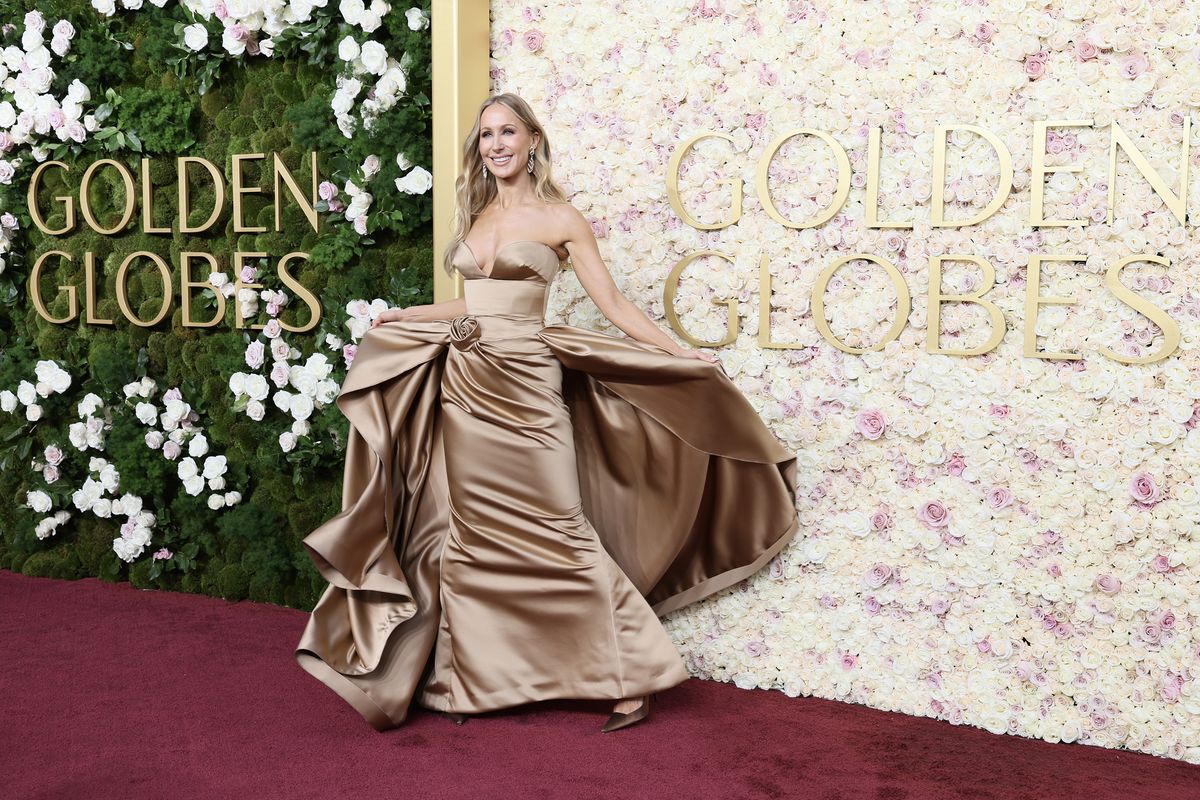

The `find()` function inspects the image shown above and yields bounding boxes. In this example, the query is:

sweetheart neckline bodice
[457,239,563,281]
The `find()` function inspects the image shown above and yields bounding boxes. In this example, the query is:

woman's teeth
[492,155,511,165]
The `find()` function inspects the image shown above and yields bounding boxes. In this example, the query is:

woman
[294,93,799,733]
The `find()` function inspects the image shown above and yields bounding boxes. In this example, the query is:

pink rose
[864,596,881,615]
[974,22,997,42]
[239,266,258,283]
[1141,621,1163,645]
[930,599,949,615]
[1152,554,1171,573]
[245,340,265,369]
[589,217,608,238]
[44,444,64,465]
[864,562,893,589]
[975,639,991,653]
[1129,471,1161,505]
[163,387,182,402]
[744,641,767,657]
[855,408,886,439]
[840,654,857,670]
[946,453,966,476]
[43,464,59,483]
[163,440,181,460]
[1093,574,1121,595]
[870,506,892,531]
[985,486,1014,510]
[342,343,358,368]
[318,181,338,201]
[917,500,949,528]
[1076,40,1098,61]
[153,547,172,561]
[1120,53,1149,79]
[1024,55,1046,80]
[522,29,544,52]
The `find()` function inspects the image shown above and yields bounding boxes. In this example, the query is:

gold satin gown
[295,240,799,729]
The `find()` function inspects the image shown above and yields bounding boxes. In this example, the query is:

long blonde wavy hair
[442,93,569,276]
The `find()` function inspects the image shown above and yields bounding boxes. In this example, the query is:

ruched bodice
[452,239,564,325]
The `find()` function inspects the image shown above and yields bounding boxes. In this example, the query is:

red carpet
[2,569,1198,800]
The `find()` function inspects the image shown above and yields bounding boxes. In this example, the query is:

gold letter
[931,125,1013,227]
[1024,255,1083,360]
[233,251,268,330]
[926,255,1004,355]
[232,153,267,233]
[276,253,322,333]
[1030,120,1092,227]
[1101,255,1180,364]
[115,252,172,327]
[27,160,74,235]
[79,159,136,234]
[178,157,227,234]
[273,152,320,233]
[811,254,911,354]
[758,253,803,348]
[1108,118,1191,225]
[28,251,78,323]
[865,127,913,229]
[180,252,225,328]
[85,252,113,325]
[140,158,170,234]
[757,128,851,229]
[663,251,738,347]
[666,133,742,230]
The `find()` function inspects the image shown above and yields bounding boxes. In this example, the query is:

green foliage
[116,87,198,154]
[0,2,434,611]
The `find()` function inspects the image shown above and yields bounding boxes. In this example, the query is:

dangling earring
[482,162,488,178]
[527,147,535,174]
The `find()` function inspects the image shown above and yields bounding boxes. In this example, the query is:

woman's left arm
[561,206,718,363]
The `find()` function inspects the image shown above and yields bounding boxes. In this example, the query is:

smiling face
[478,102,540,179]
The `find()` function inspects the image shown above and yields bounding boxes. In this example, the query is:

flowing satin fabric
[295,241,800,729]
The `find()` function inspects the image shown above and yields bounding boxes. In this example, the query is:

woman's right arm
[370,296,467,328]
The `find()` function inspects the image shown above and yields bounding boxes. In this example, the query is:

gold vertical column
[432,0,492,303]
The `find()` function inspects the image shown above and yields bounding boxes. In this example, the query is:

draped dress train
[294,240,800,729]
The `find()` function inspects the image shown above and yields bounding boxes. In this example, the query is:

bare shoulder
[547,201,590,238]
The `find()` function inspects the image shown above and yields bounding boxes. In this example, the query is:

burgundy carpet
[2,569,1198,800]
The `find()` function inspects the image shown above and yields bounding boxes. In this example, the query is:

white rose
[339,0,365,24]
[337,35,360,62]
[279,431,298,452]
[188,433,209,457]
[0,390,15,412]
[405,7,427,30]
[135,402,157,425]
[91,0,117,15]
[359,41,387,75]
[207,494,226,510]
[183,23,209,52]
[26,490,52,513]
[26,403,43,421]
[290,393,315,421]
[395,165,432,194]
[246,399,265,421]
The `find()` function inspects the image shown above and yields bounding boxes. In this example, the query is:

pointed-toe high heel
[601,693,653,733]
[442,711,468,726]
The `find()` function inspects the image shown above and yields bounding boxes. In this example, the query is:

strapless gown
[294,240,799,729]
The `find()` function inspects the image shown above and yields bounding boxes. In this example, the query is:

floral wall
[0,0,433,607]
[491,0,1200,763]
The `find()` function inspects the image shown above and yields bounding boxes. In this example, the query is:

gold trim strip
[432,0,491,303]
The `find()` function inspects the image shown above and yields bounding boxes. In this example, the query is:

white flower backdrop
[492,0,1200,762]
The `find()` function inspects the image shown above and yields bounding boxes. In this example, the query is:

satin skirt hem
[296,651,401,731]
[416,663,690,714]
[651,515,799,617]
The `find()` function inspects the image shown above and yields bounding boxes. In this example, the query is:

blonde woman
[295,93,799,733]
